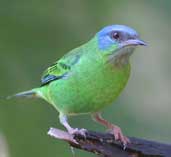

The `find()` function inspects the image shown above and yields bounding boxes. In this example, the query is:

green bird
[13,25,146,145]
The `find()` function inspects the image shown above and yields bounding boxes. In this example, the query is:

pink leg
[92,112,130,145]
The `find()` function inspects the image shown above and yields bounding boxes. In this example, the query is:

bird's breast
[68,60,131,113]
[48,57,131,115]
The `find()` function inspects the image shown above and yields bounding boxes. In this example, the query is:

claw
[108,125,130,146]
[92,113,130,146]
[59,114,87,139]
[123,143,127,150]
[68,128,87,138]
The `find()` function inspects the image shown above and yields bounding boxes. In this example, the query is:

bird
[11,25,147,145]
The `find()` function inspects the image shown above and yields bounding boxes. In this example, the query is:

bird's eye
[111,31,120,40]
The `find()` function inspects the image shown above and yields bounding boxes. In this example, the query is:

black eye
[111,31,120,40]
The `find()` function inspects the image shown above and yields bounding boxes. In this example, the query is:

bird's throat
[114,53,130,67]
[108,47,135,68]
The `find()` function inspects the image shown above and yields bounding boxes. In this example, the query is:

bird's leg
[59,113,87,136]
[91,112,130,145]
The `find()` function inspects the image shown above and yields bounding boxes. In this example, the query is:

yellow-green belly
[40,62,130,115]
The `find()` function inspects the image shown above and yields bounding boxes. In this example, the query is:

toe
[68,128,78,135]
[79,128,87,137]
[109,125,130,145]
[68,128,87,137]
[124,136,131,143]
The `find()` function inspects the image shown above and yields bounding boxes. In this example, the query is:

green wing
[41,48,82,86]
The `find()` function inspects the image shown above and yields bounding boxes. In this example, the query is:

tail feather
[7,89,38,99]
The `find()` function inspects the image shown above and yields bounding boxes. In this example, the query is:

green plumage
[13,25,146,143]
[35,37,130,115]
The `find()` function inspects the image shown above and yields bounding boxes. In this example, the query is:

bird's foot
[68,128,87,137]
[108,125,130,148]
[48,127,78,144]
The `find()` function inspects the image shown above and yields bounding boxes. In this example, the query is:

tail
[7,88,39,99]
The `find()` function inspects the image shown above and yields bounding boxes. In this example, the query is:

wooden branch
[48,127,171,157]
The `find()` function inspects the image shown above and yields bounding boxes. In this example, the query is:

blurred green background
[0,0,170,157]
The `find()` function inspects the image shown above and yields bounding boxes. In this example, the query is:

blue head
[97,25,146,56]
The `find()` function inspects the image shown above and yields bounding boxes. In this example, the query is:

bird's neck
[109,47,135,68]
[113,53,130,67]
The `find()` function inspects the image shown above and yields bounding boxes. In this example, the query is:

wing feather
[41,48,82,86]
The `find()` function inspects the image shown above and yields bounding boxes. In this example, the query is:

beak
[122,39,147,47]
